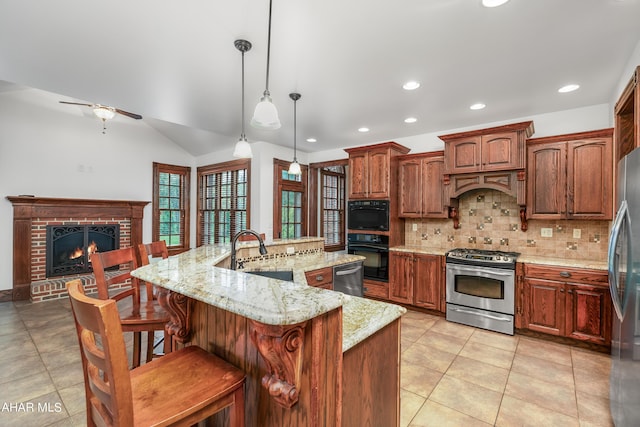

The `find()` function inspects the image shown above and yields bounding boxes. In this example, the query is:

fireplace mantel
[6,196,150,301]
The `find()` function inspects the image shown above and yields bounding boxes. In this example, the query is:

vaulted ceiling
[1,0,639,156]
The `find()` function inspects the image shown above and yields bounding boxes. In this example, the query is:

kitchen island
[131,239,405,427]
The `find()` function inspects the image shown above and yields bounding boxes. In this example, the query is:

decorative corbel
[156,288,193,344]
[449,206,460,229]
[519,207,528,231]
[249,320,307,408]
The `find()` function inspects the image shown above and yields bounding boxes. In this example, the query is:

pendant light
[233,39,253,158]
[288,92,302,175]
[251,0,281,130]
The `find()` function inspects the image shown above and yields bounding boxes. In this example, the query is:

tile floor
[0,299,614,426]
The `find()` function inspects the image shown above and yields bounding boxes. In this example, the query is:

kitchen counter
[131,244,405,351]
[390,245,607,271]
[131,242,404,425]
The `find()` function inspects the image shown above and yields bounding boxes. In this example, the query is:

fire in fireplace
[46,225,120,277]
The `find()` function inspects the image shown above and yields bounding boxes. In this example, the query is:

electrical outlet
[573,228,582,239]
[412,223,418,231]
[541,228,553,238]
[286,246,295,254]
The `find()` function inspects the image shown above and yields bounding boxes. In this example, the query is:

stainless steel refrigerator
[608,147,640,426]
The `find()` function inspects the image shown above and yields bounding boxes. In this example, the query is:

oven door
[347,243,389,282]
[446,263,515,315]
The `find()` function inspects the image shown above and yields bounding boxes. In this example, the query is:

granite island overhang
[131,241,406,426]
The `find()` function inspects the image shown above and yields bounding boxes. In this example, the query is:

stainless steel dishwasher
[333,261,364,297]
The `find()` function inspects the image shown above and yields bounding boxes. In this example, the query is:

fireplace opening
[46,225,120,277]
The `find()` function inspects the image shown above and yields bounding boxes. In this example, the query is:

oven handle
[449,307,511,322]
[446,263,514,277]
[348,244,388,252]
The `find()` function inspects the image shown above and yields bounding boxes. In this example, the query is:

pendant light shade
[251,0,281,130]
[233,39,253,158]
[288,92,302,175]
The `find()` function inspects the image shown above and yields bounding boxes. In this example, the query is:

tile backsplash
[404,189,610,262]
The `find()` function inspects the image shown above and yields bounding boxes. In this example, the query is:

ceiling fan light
[93,107,116,120]
[233,137,253,158]
[288,160,302,175]
[251,93,281,130]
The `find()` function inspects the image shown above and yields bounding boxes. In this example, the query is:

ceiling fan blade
[115,109,142,120]
[59,101,93,107]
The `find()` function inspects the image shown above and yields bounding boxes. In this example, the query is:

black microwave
[347,200,390,231]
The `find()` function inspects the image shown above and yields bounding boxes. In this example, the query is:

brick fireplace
[6,196,149,302]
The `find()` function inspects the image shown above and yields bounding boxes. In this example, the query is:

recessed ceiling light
[402,81,420,90]
[558,84,580,93]
[470,103,486,110]
[482,0,510,7]
[358,127,370,133]
[306,137,317,143]
[404,117,417,123]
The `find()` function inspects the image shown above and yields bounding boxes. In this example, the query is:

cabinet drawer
[305,267,333,287]
[363,279,389,299]
[524,264,608,285]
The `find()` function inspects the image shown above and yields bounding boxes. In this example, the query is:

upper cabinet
[614,65,640,166]
[526,129,613,220]
[398,151,447,218]
[440,121,534,174]
[345,142,410,200]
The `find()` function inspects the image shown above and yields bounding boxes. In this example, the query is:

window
[274,159,307,239]
[153,163,191,254]
[197,159,250,245]
[321,166,346,250]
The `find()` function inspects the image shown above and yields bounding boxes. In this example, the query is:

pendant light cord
[264,0,273,93]
[241,48,246,139]
[293,98,297,161]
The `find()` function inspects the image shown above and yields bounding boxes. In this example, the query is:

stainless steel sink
[245,270,294,281]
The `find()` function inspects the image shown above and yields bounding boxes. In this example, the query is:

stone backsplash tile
[404,189,611,262]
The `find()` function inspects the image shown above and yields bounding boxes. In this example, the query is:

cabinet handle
[559,271,571,278]
[567,289,573,294]
[315,275,324,282]
[560,288,565,293]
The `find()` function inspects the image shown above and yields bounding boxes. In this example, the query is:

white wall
[0,87,194,291]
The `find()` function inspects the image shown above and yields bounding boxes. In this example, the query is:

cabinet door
[389,252,413,304]
[348,151,369,199]
[567,138,613,220]
[398,158,422,217]
[481,132,519,171]
[367,148,391,199]
[413,254,441,310]
[565,284,611,345]
[527,142,567,219]
[422,156,447,218]
[445,137,481,174]
[525,278,564,336]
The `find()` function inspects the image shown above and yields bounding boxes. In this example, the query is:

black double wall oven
[347,200,390,282]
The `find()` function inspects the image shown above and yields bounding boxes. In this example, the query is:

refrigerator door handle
[608,200,629,320]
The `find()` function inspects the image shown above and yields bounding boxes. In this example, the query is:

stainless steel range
[445,248,520,335]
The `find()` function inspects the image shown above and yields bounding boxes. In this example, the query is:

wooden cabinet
[527,129,613,220]
[345,142,410,200]
[305,267,333,290]
[614,65,640,166]
[398,152,447,218]
[439,121,534,175]
[389,251,442,311]
[524,264,611,346]
[363,279,389,300]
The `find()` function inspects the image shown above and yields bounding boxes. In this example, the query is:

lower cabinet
[389,251,442,311]
[305,267,333,290]
[524,264,611,346]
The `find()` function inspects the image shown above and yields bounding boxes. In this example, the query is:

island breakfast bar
[131,239,406,427]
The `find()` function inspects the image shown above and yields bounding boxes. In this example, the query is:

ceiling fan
[59,101,142,133]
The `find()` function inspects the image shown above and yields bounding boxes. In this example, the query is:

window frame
[273,158,308,240]
[320,167,346,251]
[152,162,191,255]
[196,158,251,246]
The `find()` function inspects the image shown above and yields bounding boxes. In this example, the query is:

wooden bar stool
[138,240,169,265]
[91,247,170,368]
[66,279,245,427]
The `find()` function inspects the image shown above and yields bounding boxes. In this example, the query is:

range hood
[438,121,535,230]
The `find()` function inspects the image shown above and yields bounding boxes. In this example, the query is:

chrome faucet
[230,229,268,270]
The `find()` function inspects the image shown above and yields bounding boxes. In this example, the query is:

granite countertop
[131,243,406,352]
[390,245,607,270]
